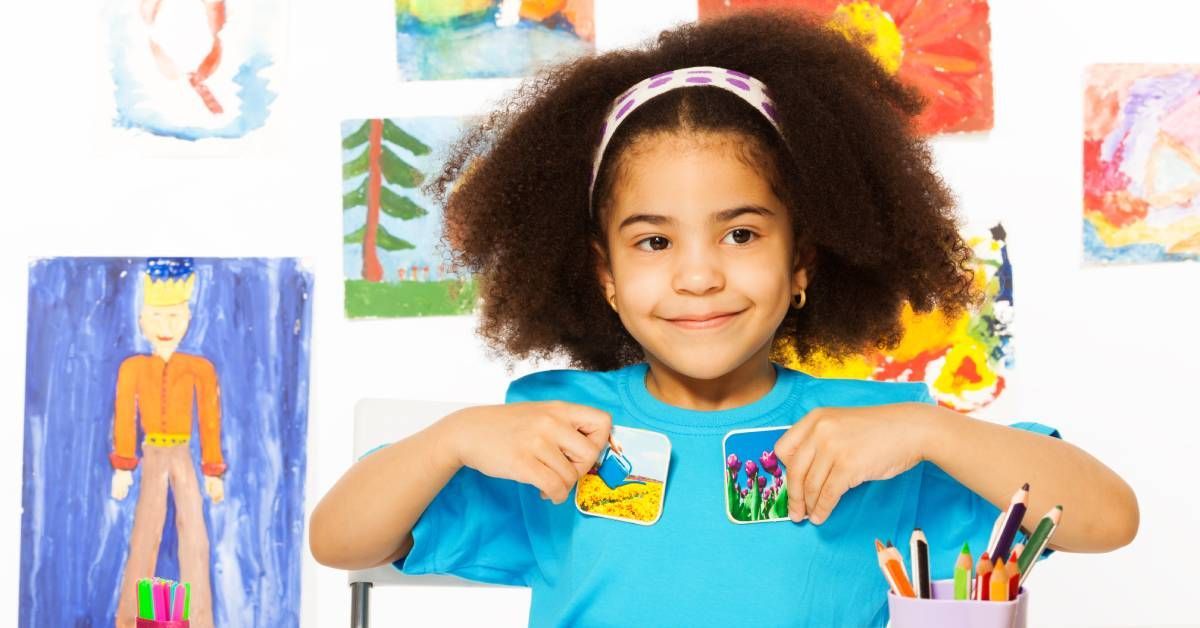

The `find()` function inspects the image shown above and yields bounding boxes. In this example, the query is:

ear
[791,243,812,294]
[591,239,617,307]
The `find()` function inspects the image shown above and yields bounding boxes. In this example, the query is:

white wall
[0,0,1195,626]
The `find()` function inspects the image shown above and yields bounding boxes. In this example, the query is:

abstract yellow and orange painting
[697,0,993,135]
[785,224,1014,412]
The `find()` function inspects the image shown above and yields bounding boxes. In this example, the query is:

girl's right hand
[443,401,613,505]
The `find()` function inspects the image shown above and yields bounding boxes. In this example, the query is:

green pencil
[1017,505,1063,581]
[184,582,192,620]
[137,578,155,620]
[953,542,972,600]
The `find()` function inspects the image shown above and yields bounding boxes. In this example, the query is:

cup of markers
[878,482,1063,628]
[136,577,191,628]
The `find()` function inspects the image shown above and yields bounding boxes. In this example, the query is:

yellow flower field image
[575,472,665,523]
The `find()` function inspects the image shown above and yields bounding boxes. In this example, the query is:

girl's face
[596,132,807,381]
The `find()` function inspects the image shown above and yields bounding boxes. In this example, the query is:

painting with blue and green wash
[396,0,594,80]
[104,0,283,141]
[342,117,480,318]
[20,258,311,627]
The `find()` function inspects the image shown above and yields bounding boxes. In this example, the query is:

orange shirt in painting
[109,353,227,477]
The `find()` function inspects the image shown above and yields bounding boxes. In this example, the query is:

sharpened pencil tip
[1022,482,1030,491]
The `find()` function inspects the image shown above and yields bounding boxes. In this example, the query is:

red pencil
[1007,551,1021,600]
[974,552,992,601]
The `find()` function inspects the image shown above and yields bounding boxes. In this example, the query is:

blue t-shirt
[394,362,1060,627]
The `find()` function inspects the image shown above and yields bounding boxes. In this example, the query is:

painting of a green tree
[342,117,478,318]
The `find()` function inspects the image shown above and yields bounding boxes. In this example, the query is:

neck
[153,346,177,362]
[643,344,777,411]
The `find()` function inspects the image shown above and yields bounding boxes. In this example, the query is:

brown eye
[724,228,756,245]
[636,236,671,251]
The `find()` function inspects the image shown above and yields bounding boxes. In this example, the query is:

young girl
[311,9,1138,625]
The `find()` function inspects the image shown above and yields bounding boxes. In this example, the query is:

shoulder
[784,366,933,407]
[118,354,151,374]
[176,353,217,375]
[505,365,631,405]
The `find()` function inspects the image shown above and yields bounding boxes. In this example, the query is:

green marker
[953,542,972,600]
[183,582,192,620]
[137,579,155,620]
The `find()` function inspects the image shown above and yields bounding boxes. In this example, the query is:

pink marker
[153,581,167,619]
[171,584,186,621]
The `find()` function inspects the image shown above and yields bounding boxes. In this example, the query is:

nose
[671,241,724,296]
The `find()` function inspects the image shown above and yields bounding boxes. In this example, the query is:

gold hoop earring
[791,290,806,310]
[608,296,617,312]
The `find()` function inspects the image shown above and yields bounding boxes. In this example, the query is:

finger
[526,460,568,504]
[553,402,612,445]
[809,466,845,525]
[533,446,577,503]
[551,422,605,476]
[785,442,816,521]
[803,450,834,519]
[774,409,820,459]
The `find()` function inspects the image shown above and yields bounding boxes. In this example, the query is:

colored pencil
[172,583,185,621]
[910,528,932,599]
[988,483,1029,564]
[990,558,1010,602]
[974,552,992,600]
[137,579,154,620]
[1018,505,1063,586]
[1007,551,1021,601]
[875,539,916,597]
[885,541,916,598]
[953,542,972,601]
[153,581,166,620]
[184,582,192,620]
[1013,542,1025,563]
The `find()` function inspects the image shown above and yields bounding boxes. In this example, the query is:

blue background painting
[20,258,312,627]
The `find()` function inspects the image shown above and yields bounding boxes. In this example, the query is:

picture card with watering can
[575,425,671,525]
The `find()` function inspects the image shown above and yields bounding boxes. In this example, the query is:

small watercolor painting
[785,224,1014,412]
[396,0,594,80]
[697,0,993,135]
[1084,64,1200,264]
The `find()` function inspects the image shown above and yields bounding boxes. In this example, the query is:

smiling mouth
[665,310,743,330]
[157,336,175,342]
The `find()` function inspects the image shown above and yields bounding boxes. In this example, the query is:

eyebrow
[616,204,775,231]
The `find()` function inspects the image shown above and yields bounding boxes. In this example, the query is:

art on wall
[342,117,478,318]
[1084,64,1200,264]
[396,0,594,80]
[696,0,993,135]
[20,257,312,628]
[786,224,1014,412]
[101,0,284,144]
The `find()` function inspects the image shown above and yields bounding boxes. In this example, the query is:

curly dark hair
[425,7,981,372]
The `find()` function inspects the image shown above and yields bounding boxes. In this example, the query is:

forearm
[310,411,464,570]
[918,405,1138,553]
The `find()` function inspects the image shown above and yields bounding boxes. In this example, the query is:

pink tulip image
[756,475,766,489]
[727,454,740,473]
[744,460,758,477]
[760,450,779,476]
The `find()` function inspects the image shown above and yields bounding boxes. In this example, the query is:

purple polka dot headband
[587,65,782,216]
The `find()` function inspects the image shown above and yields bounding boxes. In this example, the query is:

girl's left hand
[774,403,935,525]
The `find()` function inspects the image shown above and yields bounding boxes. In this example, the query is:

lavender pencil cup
[888,579,1028,628]
[136,620,189,627]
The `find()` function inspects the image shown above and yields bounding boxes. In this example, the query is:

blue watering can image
[597,447,646,490]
